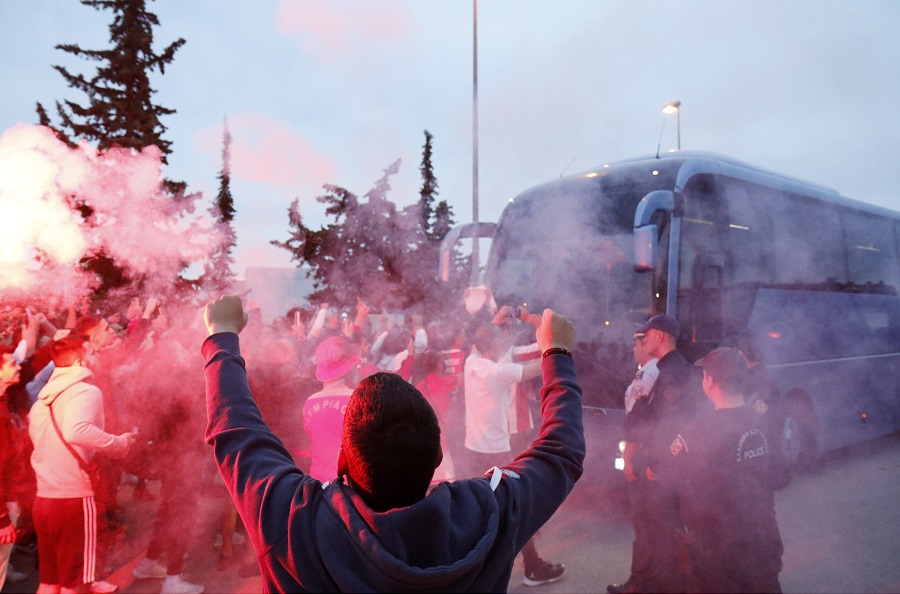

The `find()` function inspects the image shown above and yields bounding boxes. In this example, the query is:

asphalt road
[4,431,900,594]
[507,430,900,594]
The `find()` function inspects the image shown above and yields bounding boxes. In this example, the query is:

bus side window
[770,192,847,288]
[843,212,899,294]
[721,178,775,285]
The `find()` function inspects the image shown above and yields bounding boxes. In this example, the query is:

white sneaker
[160,574,205,594]
[132,557,167,579]
[90,580,119,593]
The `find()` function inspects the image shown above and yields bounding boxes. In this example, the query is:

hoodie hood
[315,478,502,592]
[38,365,94,406]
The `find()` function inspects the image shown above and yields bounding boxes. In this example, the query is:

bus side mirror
[633,190,673,273]
[634,225,658,272]
[634,190,674,226]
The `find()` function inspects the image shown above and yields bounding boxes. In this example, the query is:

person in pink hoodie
[28,336,135,594]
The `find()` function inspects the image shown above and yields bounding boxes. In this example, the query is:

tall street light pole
[471,0,480,285]
[662,101,681,150]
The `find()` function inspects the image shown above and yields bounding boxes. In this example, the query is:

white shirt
[624,357,659,413]
[463,353,523,454]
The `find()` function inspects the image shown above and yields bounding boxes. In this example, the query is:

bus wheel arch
[781,390,819,472]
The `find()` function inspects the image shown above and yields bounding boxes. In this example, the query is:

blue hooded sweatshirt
[202,332,584,593]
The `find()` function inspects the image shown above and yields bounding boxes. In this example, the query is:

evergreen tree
[415,130,464,318]
[273,160,428,311]
[203,117,237,293]
[216,117,236,223]
[35,0,189,297]
[36,0,185,165]
[418,130,438,238]
[415,129,455,244]
[431,200,454,244]
[273,145,466,321]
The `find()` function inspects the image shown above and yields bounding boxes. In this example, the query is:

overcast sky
[2,0,899,278]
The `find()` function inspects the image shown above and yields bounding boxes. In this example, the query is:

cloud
[195,113,335,188]
[274,0,412,61]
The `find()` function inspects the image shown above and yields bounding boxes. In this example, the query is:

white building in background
[237,266,315,324]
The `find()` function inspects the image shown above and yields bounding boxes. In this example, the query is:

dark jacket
[623,349,707,473]
[202,332,585,593]
[668,405,788,591]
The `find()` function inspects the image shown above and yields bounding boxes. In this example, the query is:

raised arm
[202,296,316,554]
[503,310,585,546]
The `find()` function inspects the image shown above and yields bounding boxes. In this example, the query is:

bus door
[678,175,728,356]
[688,251,725,343]
[633,190,673,315]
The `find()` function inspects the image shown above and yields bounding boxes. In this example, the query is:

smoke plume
[0,123,223,300]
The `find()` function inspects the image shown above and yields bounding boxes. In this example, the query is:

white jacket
[29,365,129,499]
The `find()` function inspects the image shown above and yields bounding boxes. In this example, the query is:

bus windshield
[490,228,651,332]
[486,175,660,339]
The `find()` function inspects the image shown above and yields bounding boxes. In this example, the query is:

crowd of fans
[0,289,552,593]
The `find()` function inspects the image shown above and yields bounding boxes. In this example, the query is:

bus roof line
[668,154,900,221]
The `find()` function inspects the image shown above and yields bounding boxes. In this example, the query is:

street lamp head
[662,101,681,114]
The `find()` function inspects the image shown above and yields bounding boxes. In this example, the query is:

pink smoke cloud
[274,0,412,61]
[195,113,334,188]
[0,123,223,298]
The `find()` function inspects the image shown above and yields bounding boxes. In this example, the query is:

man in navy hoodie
[201,295,585,592]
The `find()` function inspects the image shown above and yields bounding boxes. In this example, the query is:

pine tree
[34,0,188,297]
[273,160,428,311]
[216,117,236,223]
[431,200,454,243]
[273,142,466,320]
[36,0,185,164]
[203,117,237,293]
[415,129,455,243]
[412,131,462,317]
[418,130,438,239]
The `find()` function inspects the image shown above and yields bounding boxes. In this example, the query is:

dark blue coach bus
[442,151,900,474]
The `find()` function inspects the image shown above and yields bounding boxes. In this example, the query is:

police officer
[609,314,706,594]
[668,347,788,593]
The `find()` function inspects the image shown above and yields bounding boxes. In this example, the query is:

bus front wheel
[781,393,818,472]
